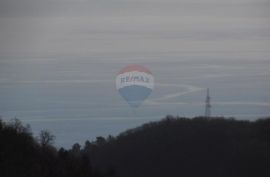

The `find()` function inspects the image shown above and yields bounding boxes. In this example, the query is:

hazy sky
[0,0,270,147]
[1,0,270,57]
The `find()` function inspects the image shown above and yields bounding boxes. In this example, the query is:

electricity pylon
[205,88,211,118]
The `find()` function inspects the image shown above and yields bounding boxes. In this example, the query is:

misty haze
[0,0,270,177]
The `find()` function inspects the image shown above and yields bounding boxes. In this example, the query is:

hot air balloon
[116,64,154,108]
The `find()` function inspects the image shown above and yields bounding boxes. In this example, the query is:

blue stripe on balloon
[118,85,152,108]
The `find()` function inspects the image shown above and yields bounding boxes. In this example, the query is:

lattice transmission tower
[205,88,211,118]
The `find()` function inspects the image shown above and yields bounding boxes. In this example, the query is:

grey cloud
[0,0,270,147]
[145,101,270,107]
[0,0,269,58]
[0,0,269,18]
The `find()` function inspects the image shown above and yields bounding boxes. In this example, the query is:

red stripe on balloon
[118,64,152,75]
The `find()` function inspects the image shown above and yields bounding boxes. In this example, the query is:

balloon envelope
[116,65,154,108]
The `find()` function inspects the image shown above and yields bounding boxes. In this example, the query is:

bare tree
[8,118,31,134]
[39,130,55,147]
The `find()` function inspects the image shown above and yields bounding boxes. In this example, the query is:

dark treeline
[1,116,270,177]
[87,116,270,177]
[0,118,114,177]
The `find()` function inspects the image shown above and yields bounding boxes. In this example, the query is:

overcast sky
[0,0,270,58]
[0,0,270,147]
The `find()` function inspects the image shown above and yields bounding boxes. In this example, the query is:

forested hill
[0,119,114,177]
[87,116,270,177]
[1,117,270,177]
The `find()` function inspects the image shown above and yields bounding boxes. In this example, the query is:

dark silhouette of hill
[1,116,270,177]
[0,118,114,177]
[84,116,270,177]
